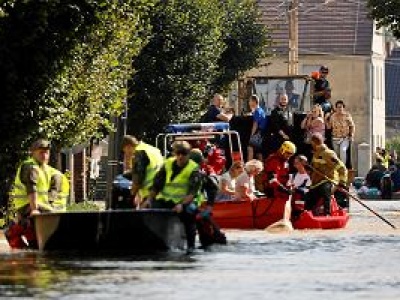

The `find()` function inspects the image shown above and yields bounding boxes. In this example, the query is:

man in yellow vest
[121,135,164,207]
[5,139,53,248]
[147,141,202,254]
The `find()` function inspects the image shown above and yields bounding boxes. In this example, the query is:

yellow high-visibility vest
[48,166,70,211]
[156,157,198,204]
[135,142,164,198]
[11,158,52,211]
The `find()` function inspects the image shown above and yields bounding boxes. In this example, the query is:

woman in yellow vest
[146,141,202,254]
[6,139,53,248]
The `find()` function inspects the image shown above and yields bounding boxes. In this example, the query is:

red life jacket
[263,153,290,198]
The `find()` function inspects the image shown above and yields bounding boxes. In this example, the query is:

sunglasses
[175,151,189,156]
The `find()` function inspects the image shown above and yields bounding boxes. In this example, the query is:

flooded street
[1,201,400,299]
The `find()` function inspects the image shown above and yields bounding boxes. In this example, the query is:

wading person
[146,141,202,254]
[306,133,347,216]
[5,139,54,249]
[188,149,227,249]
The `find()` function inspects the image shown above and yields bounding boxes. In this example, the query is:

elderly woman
[235,159,264,201]
[215,161,244,201]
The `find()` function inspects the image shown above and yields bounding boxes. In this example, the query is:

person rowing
[306,133,347,216]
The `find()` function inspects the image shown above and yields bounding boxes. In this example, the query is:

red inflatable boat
[213,196,349,230]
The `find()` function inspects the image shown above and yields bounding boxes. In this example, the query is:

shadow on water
[0,250,197,298]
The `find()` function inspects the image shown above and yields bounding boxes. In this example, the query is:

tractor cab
[238,74,313,114]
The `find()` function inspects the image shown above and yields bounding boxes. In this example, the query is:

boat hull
[213,197,349,230]
[292,210,349,230]
[33,209,185,252]
[212,197,288,229]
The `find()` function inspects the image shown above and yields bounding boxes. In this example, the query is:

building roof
[258,0,374,56]
[386,48,400,117]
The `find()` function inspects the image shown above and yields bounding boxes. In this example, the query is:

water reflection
[0,201,399,299]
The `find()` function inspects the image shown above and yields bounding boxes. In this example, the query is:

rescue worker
[48,166,70,211]
[121,135,164,207]
[306,133,347,216]
[262,141,296,199]
[146,141,202,254]
[188,148,227,249]
[5,139,53,249]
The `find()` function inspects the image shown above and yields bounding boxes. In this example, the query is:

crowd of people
[2,65,362,253]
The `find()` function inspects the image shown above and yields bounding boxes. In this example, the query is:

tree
[0,0,154,203]
[367,0,400,39]
[128,0,271,141]
[211,0,271,93]
[128,0,225,141]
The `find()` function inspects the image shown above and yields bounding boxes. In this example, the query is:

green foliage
[0,0,154,202]
[367,0,400,39]
[39,0,155,149]
[128,0,225,141]
[128,0,270,141]
[386,136,400,157]
[211,0,271,93]
[67,200,102,211]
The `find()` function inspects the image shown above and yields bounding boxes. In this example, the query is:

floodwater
[1,201,400,300]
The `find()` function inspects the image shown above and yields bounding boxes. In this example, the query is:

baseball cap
[30,139,51,151]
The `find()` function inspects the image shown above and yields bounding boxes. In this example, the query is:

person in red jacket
[263,141,296,198]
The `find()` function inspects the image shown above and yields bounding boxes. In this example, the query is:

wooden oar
[307,164,397,229]
[265,193,294,233]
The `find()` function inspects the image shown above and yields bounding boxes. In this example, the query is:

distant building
[386,47,400,140]
[240,0,391,174]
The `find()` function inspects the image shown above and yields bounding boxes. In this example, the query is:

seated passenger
[235,159,263,201]
[215,161,244,201]
[290,155,311,217]
[365,157,386,190]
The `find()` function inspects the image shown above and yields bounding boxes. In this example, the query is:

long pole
[288,0,299,76]
[307,164,397,229]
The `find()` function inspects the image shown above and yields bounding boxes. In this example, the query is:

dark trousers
[151,199,197,250]
[306,182,333,215]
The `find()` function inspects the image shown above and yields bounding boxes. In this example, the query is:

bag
[249,132,263,149]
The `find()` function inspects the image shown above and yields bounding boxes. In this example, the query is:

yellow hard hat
[279,141,296,155]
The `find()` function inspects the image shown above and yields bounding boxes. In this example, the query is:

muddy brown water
[0,200,400,299]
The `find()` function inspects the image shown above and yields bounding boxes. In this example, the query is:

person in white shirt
[235,160,263,201]
[290,155,311,217]
[215,161,244,201]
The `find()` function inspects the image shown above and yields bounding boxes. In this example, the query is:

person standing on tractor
[264,94,293,157]
[121,135,164,207]
[262,141,296,199]
[247,94,267,161]
[306,133,347,216]
[312,65,331,109]
[5,139,54,249]
[146,141,202,254]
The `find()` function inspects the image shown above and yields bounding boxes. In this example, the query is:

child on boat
[290,155,311,217]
